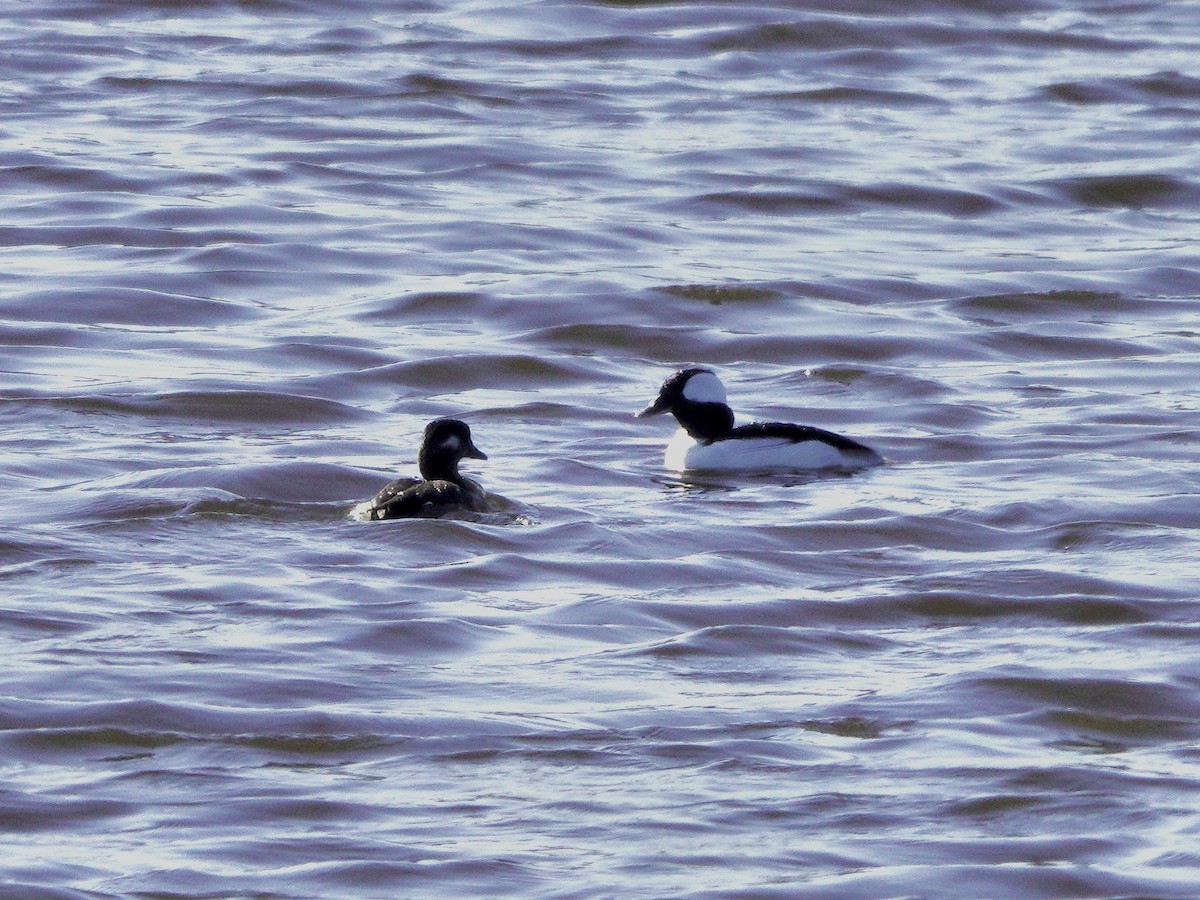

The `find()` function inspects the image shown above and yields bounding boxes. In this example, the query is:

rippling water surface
[3,1,1200,896]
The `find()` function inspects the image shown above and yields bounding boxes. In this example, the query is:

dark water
[3,1,1200,896]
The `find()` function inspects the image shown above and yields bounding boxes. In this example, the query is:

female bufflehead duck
[637,367,883,472]
[353,418,489,520]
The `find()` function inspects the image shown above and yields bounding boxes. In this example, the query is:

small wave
[1040,70,1200,105]
[757,86,946,108]
[0,792,136,834]
[703,21,896,53]
[119,461,371,500]
[976,328,1151,361]
[802,716,890,740]
[619,581,1160,634]
[386,353,596,391]
[884,592,1150,626]
[64,488,351,525]
[0,224,265,250]
[355,291,492,323]
[690,189,847,215]
[618,624,891,661]
[0,162,144,193]
[690,181,1004,217]
[348,618,504,656]
[974,669,1200,722]
[847,182,1005,216]
[1043,708,1199,748]
[1043,173,1199,209]
[659,283,786,305]
[47,390,367,425]
[950,289,1130,322]
[5,288,258,326]
[522,322,733,362]
[62,463,392,526]
[0,697,480,752]
[0,535,84,568]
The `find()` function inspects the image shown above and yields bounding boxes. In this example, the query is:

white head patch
[440,434,462,451]
[681,370,728,405]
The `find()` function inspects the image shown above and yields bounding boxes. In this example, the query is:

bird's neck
[419,452,461,483]
[676,402,734,442]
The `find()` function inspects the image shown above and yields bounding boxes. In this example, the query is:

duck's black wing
[364,478,479,520]
[726,422,881,458]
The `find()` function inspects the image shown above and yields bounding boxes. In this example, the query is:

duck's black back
[365,477,480,520]
[724,421,877,455]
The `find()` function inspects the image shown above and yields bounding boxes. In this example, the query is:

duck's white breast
[665,428,866,472]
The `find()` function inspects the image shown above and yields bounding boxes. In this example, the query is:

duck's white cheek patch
[441,436,461,451]
[681,371,728,405]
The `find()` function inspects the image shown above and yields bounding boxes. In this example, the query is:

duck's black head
[418,418,487,482]
[636,367,735,441]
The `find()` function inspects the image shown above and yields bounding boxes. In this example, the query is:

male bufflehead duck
[353,418,489,520]
[637,367,883,472]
